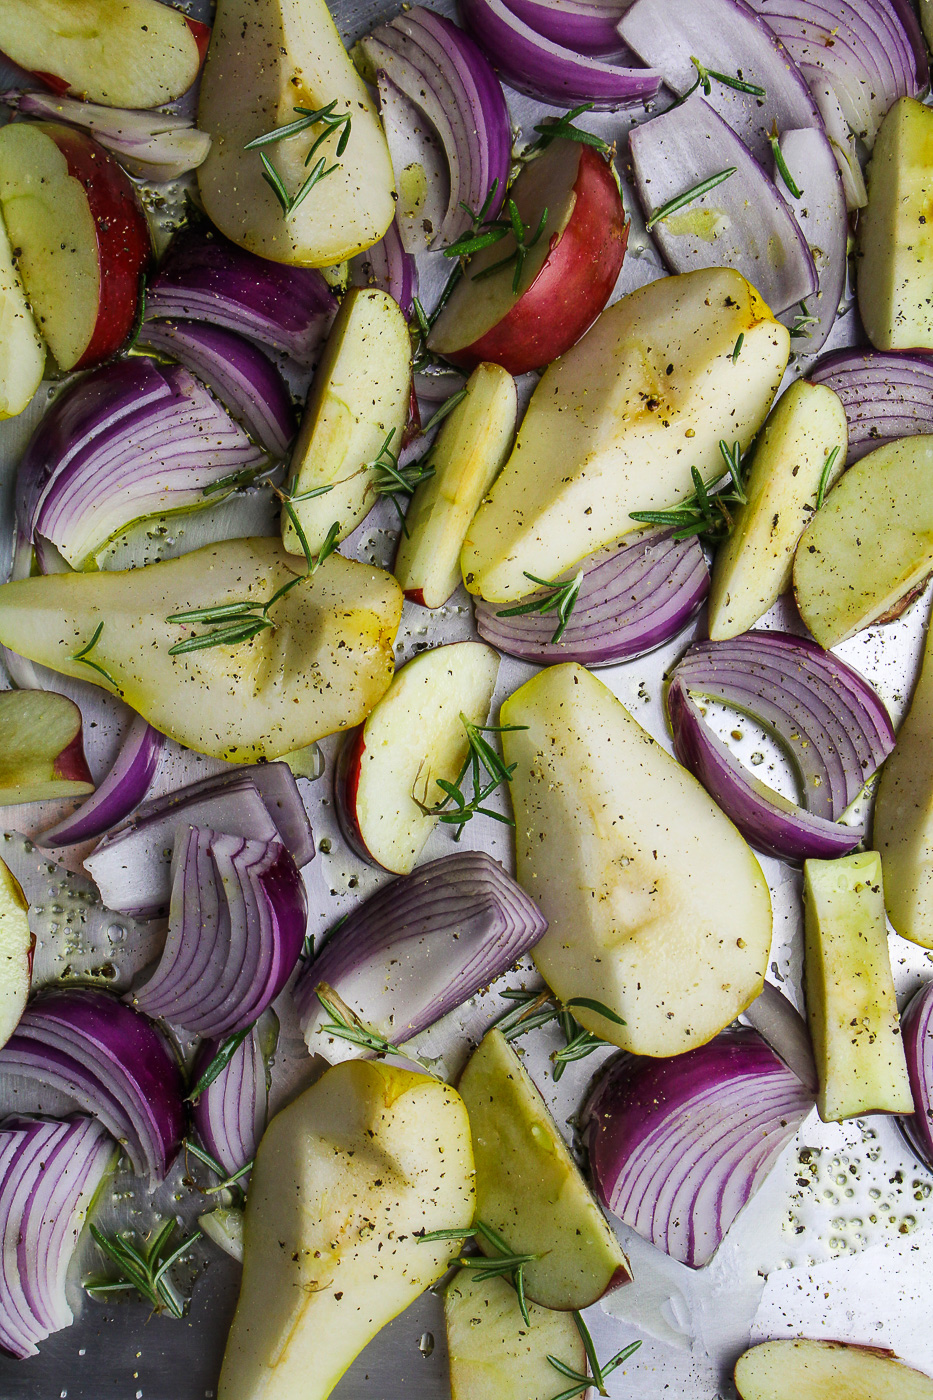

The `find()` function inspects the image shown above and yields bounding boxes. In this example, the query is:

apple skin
[53,727,94,788]
[185,16,212,66]
[333,727,378,866]
[440,145,628,377]
[43,123,151,368]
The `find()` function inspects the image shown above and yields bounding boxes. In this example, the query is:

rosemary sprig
[645,167,737,232]
[791,299,818,338]
[421,389,469,436]
[412,716,527,840]
[418,1220,540,1326]
[678,55,767,104]
[472,197,549,294]
[246,100,352,218]
[182,1138,254,1196]
[815,444,841,511]
[441,179,505,261]
[546,1312,642,1400]
[187,1024,255,1102]
[496,989,626,1081]
[629,438,749,542]
[495,570,584,644]
[524,102,612,158]
[769,123,803,198]
[732,332,744,363]
[72,621,119,688]
[314,986,437,1073]
[85,1220,201,1319]
[365,429,436,533]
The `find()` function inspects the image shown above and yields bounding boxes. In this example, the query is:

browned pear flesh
[735,1339,933,1400]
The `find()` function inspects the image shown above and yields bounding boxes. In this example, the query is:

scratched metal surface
[0,2,931,1398]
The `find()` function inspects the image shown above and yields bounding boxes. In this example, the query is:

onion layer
[500,0,635,56]
[295,851,547,1060]
[667,632,894,862]
[776,127,847,355]
[0,1115,115,1358]
[38,714,163,849]
[350,220,418,318]
[583,1029,815,1267]
[810,349,933,462]
[474,528,709,666]
[191,1025,268,1177]
[899,981,933,1170]
[133,827,307,1038]
[0,989,185,1183]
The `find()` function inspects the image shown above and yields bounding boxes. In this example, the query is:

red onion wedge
[629,94,817,316]
[584,1029,814,1268]
[132,827,307,1038]
[145,225,338,366]
[776,127,847,355]
[17,357,266,570]
[474,528,709,666]
[5,90,211,181]
[191,1024,268,1177]
[295,851,547,1061]
[461,0,662,109]
[38,714,163,849]
[898,981,933,1170]
[499,0,636,57]
[374,75,451,255]
[361,7,511,249]
[0,1115,115,1358]
[667,633,894,862]
[810,349,933,462]
[809,79,867,210]
[350,220,419,319]
[0,990,185,1184]
[134,321,296,459]
[84,763,314,919]
[618,0,822,168]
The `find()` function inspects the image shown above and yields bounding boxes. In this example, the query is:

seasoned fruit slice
[0,857,32,1050]
[0,211,44,419]
[0,691,93,806]
[735,1339,933,1400]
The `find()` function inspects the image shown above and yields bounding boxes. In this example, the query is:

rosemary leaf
[769,125,803,199]
[495,570,584,643]
[815,444,841,510]
[732,332,744,363]
[187,1024,255,1102]
[86,1221,201,1318]
[167,617,273,656]
[645,167,737,231]
[421,389,469,435]
[72,621,119,689]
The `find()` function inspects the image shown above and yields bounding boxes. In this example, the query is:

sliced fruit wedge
[735,1339,933,1400]
[0,690,93,806]
[0,211,44,420]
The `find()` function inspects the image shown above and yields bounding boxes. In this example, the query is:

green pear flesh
[0,209,44,420]
[198,0,396,266]
[0,857,31,1050]
[0,690,93,805]
[218,1059,475,1400]
[857,97,933,350]
[735,1339,933,1400]
[395,362,517,608]
[282,288,411,555]
[500,664,772,1057]
[458,1029,630,1310]
[0,538,402,762]
[461,268,789,603]
[793,434,933,647]
[874,616,933,946]
[803,852,913,1122]
[445,1270,586,1400]
[708,381,848,640]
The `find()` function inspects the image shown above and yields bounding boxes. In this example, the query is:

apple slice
[735,1340,933,1399]
[0,690,93,806]
[428,141,628,377]
[395,362,517,607]
[708,381,848,640]
[218,1059,474,1400]
[803,851,913,1122]
[793,434,933,648]
[458,1028,630,1310]
[281,288,411,556]
[462,267,789,603]
[335,640,499,874]
[0,856,32,1051]
[0,0,208,109]
[0,210,44,420]
[445,1269,586,1400]
[0,122,149,371]
[198,0,396,267]
[500,663,772,1057]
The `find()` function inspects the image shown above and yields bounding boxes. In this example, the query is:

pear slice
[282,287,411,555]
[445,1269,586,1400]
[803,851,913,1122]
[218,1059,474,1400]
[500,663,772,1057]
[735,1339,933,1400]
[197,0,396,266]
[0,538,402,762]
[395,362,517,608]
[0,857,32,1050]
[0,210,44,419]
[708,381,848,640]
[793,434,933,647]
[458,1028,630,1311]
[0,690,93,805]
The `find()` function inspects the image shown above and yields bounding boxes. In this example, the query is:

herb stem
[72,621,119,689]
[815,444,841,510]
[769,125,803,199]
[645,167,737,232]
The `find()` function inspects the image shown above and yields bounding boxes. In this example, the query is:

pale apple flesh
[0,210,44,420]
[708,380,848,640]
[335,640,499,874]
[0,538,403,763]
[0,856,33,1051]
[282,287,411,555]
[500,663,772,1057]
[0,0,207,108]
[462,268,790,603]
[0,690,93,806]
[445,1270,587,1400]
[198,0,396,266]
[735,1339,933,1399]
[0,122,149,371]
[429,141,628,377]
[458,1029,630,1310]
[803,852,913,1122]
[218,1060,474,1400]
[395,362,517,608]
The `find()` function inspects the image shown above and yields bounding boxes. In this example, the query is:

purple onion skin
[811,349,933,462]
[191,1028,267,1177]
[899,982,933,1169]
[498,0,632,55]
[38,716,163,849]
